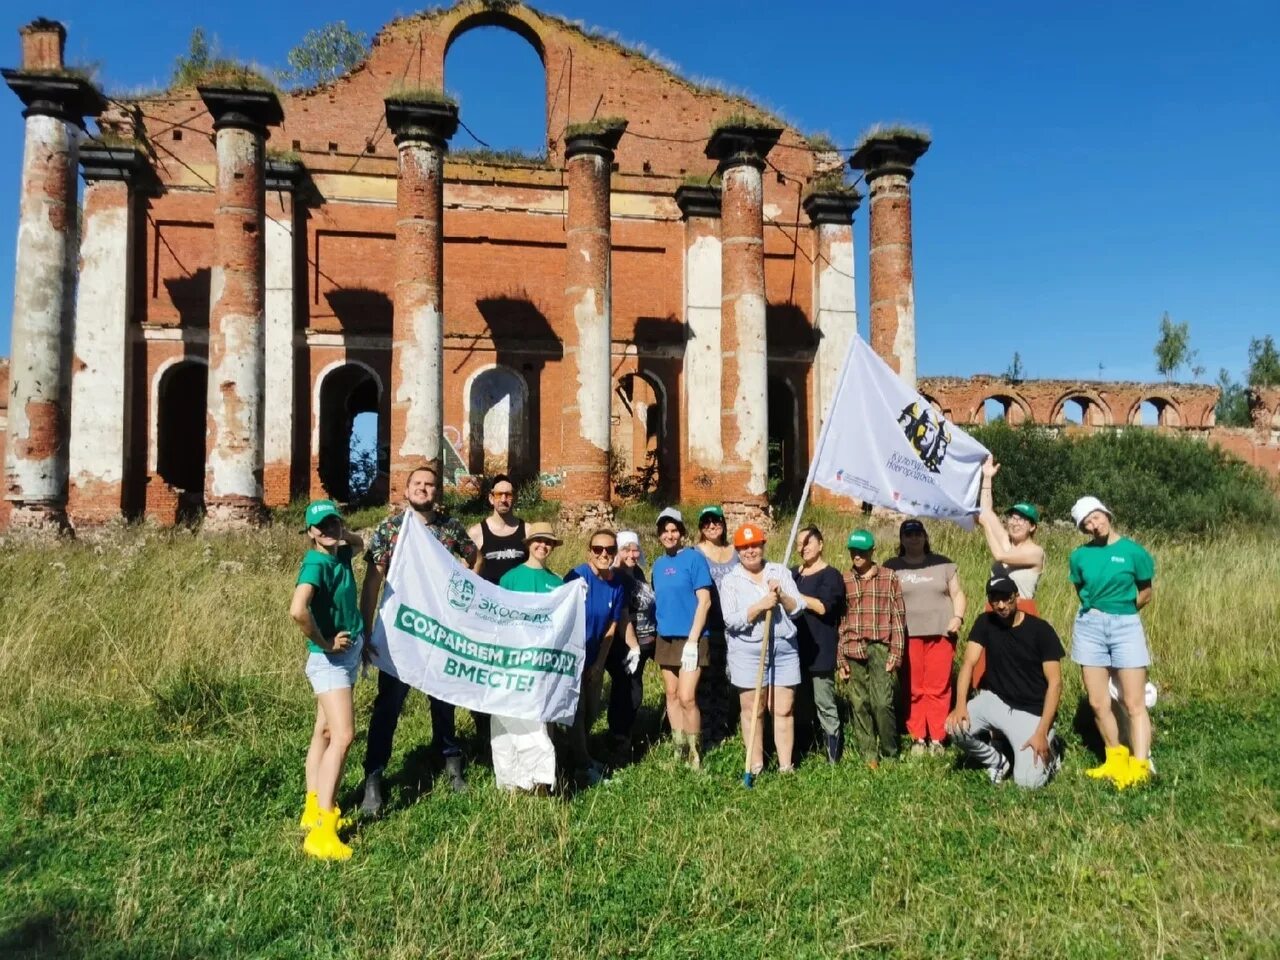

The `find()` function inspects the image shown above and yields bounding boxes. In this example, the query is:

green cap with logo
[303,499,342,530]
[698,505,725,523]
[1008,502,1040,524]
[846,529,876,551]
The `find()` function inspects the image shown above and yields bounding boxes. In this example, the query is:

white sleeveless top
[992,561,1041,599]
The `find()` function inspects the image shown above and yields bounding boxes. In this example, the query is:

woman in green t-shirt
[1068,496,1155,790]
[290,499,365,861]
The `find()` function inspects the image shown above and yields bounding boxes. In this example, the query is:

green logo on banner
[447,572,475,611]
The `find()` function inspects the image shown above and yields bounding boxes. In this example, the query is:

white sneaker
[988,754,1011,785]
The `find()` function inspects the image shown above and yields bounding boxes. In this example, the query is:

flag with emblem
[809,335,989,527]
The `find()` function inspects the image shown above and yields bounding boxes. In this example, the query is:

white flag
[369,511,587,724]
[812,335,988,527]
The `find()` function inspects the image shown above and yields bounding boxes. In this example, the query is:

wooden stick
[742,607,775,787]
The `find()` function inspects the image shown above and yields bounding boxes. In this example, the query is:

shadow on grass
[0,905,97,959]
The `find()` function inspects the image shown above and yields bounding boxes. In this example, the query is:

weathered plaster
[69,199,130,489]
[206,311,264,498]
[893,284,917,388]
[263,207,295,469]
[397,302,444,461]
[734,292,769,497]
[685,233,722,468]
[813,232,856,435]
[573,286,611,452]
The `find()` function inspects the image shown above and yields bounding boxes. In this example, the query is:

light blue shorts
[305,635,364,694]
[727,634,801,688]
[1071,610,1149,669]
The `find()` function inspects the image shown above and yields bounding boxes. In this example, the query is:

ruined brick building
[2,4,1277,532]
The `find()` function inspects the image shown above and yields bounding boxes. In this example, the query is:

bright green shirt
[500,564,563,595]
[1069,537,1155,615]
[296,545,363,653]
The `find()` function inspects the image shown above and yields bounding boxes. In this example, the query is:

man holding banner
[359,465,480,815]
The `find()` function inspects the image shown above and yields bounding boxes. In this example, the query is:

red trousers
[903,634,955,742]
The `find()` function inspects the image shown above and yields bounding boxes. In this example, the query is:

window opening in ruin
[1058,396,1107,427]
[1137,398,1178,427]
[982,397,1009,423]
[444,26,546,161]
[156,360,207,520]
[611,373,662,500]
[467,365,528,480]
[768,377,799,505]
[317,364,381,503]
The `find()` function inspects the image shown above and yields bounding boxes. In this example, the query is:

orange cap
[733,524,767,548]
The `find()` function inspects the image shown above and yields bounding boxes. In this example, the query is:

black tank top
[480,518,528,585]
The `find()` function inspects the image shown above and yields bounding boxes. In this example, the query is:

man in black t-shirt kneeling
[946,575,1064,789]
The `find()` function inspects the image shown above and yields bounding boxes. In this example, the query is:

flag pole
[778,333,861,569]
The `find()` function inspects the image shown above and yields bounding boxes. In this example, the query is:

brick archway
[970,392,1032,425]
[1127,394,1182,427]
[1051,390,1113,426]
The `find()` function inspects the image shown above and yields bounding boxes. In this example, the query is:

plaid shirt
[365,507,477,571]
[839,565,907,670]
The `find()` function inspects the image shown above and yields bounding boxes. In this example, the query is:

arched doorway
[316,363,382,503]
[467,365,529,479]
[444,21,547,158]
[155,359,207,521]
[611,372,664,499]
[768,376,800,504]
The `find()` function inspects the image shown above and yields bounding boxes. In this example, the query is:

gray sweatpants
[953,690,1056,790]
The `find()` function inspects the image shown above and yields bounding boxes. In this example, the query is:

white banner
[369,511,587,724]
[813,335,989,527]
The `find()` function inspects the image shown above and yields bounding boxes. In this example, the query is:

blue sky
[1,0,1276,383]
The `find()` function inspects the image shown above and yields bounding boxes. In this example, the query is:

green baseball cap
[698,505,725,523]
[304,499,342,530]
[1008,502,1040,524]
[847,529,875,551]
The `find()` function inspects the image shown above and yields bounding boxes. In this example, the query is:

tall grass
[1,513,1277,957]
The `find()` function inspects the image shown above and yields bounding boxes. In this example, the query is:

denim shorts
[1071,610,1149,669]
[305,635,364,694]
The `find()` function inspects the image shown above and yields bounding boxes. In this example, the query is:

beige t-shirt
[883,555,957,637]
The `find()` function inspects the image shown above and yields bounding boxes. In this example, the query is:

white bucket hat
[615,530,645,567]
[1070,495,1113,532]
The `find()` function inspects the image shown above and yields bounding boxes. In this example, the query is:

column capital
[384,96,459,148]
[848,130,930,183]
[564,119,627,160]
[803,188,860,226]
[198,86,283,134]
[2,69,105,126]
[705,123,782,173]
[675,183,721,219]
[79,142,151,186]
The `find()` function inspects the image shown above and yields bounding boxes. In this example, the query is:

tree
[278,22,368,89]
[1003,351,1025,382]
[171,27,213,87]
[1247,335,1280,387]
[1153,312,1192,381]
[1215,368,1251,427]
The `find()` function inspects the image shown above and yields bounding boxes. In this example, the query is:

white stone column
[67,145,148,525]
[803,190,860,439]
[674,184,723,492]
[263,159,301,507]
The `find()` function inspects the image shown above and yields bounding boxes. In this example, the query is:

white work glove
[680,640,699,673]
[625,646,641,675]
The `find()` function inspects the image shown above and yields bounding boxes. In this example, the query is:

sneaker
[987,753,1012,785]
[444,756,469,794]
[909,740,927,757]
[359,772,384,818]
[927,741,946,757]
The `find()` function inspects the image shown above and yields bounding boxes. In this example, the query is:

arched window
[1133,397,1181,427]
[316,363,382,503]
[612,372,664,498]
[444,24,547,159]
[467,365,529,479]
[156,360,207,496]
[1054,394,1110,427]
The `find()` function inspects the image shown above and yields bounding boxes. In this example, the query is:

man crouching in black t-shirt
[945,575,1064,789]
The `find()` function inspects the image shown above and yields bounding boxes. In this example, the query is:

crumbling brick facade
[3,5,1277,531]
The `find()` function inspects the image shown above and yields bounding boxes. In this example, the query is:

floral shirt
[365,507,477,570]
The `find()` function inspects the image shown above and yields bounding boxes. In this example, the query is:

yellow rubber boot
[1117,756,1152,791]
[299,791,320,830]
[303,808,353,861]
[1085,745,1130,784]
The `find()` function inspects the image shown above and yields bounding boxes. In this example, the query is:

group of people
[289,458,1157,861]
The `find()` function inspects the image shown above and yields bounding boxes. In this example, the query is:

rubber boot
[671,730,687,762]
[1117,755,1152,790]
[299,790,319,830]
[445,755,469,794]
[359,771,383,817]
[303,808,352,861]
[1085,745,1131,785]
[686,732,702,771]
[825,733,843,764]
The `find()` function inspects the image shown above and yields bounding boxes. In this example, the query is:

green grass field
[2,506,1278,958]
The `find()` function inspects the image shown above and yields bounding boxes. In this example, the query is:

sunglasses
[491,491,514,499]
[589,544,618,556]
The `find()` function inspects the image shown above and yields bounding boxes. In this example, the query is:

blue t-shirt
[563,564,625,665]
[651,548,715,638]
